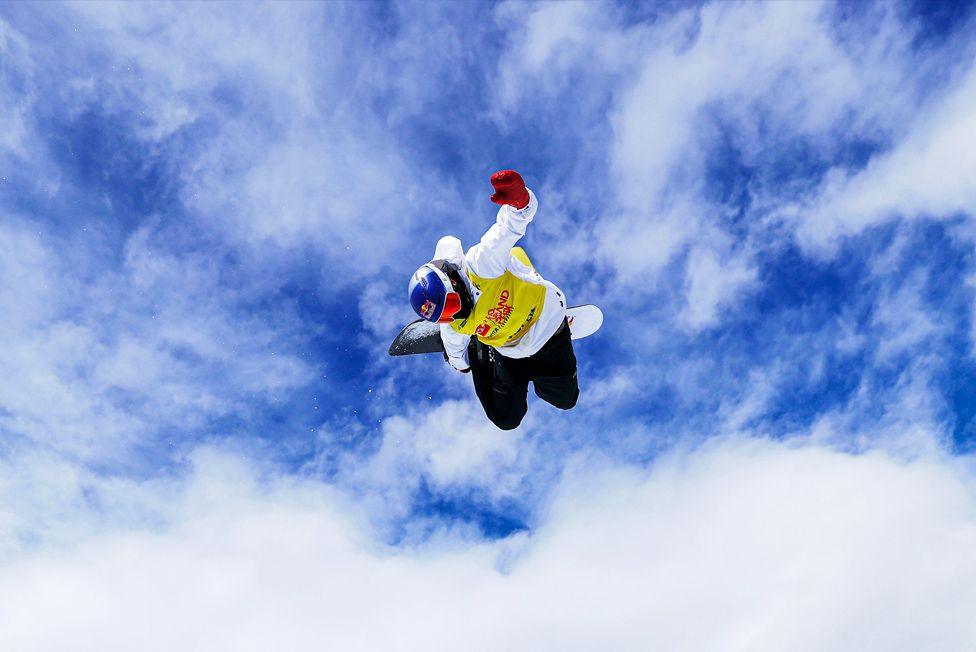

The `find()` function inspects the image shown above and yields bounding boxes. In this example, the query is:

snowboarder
[407,170,578,430]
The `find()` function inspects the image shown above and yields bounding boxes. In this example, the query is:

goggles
[425,260,464,323]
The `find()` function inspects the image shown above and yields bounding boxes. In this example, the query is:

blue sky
[2,1,976,648]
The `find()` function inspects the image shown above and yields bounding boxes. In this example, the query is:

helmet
[409,259,469,323]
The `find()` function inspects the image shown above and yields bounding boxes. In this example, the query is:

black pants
[470,319,579,430]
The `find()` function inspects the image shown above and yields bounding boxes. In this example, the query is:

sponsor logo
[420,299,436,319]
[506,306,537,342]
[486,289,514,325]
[476,323,491,337]
[487,306,514,324]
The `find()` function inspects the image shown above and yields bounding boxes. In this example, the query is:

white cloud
[382,403,522,490]
[0,18,35,160]
[870,271,940,364]
[499,1,970,331]
[359,280,413,341]
[0,218,311,461]
[607,1,869,212]
[680,245,757,331]
[596,201,699,284]
[1,437,974,651]
[1,2,444,270]
[800,61,976,250]
[325,399,531,529]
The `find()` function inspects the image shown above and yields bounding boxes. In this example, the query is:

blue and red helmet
[409,260,466,323]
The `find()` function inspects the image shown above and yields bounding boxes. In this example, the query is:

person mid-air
[407,170,579,430]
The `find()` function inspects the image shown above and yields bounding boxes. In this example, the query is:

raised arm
[466,170,538,278]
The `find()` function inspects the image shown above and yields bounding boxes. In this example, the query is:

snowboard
[388,304,603,356]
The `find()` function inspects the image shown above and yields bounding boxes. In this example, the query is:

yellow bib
[450,247,546,347]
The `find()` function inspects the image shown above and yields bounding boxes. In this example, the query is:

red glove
[490,170,530,210]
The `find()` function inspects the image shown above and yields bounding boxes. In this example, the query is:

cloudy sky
[2,1,976,649]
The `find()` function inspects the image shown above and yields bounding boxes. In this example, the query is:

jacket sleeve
[432,235,471,370]
[466,188,538,278]
[440,324,470,371]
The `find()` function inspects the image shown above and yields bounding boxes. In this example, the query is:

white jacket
[435,189,567,372]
